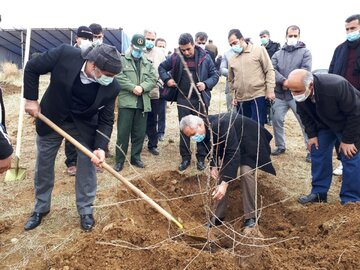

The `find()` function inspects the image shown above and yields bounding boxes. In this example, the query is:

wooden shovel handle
[37,113,183,229]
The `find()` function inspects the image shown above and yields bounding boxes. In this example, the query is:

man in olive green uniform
[114,34,157,171]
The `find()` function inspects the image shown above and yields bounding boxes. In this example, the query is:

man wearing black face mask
[329,14,360,177]
[23,44,122,231]
[287,69,360,205]
[113,34,157,172]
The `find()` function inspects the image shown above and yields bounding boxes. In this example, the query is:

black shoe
[158,134,165,141]
[178,160,190,171]
[24,211,50,231]
[80,214,95,231]
[131,159,145,168]
[148,147,160,156]
[205,216,224,228]
[197,161,205,171]
[271,148,285,156]
[298,193,327,204]
[244,218,256,228]
[113,163,124,172]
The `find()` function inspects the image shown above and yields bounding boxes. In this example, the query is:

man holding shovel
[23,43,122,231]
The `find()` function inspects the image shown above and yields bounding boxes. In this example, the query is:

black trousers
[146,99,159,149]
[177,95,208,162]
[158,97,167,136]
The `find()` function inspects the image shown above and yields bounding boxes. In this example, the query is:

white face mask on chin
[292,86,311,102]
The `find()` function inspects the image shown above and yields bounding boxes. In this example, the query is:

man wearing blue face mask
[114,34,157,172]
[329,14,360,177]
[227,29,275,127]
[23,44,122,231]
[287,69,360,205]
[179,113,276,229]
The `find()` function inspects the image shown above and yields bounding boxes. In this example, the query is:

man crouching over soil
[179,112,276,229]
[23,43,122,231]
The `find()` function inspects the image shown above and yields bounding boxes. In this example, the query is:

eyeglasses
[288,35,298,38]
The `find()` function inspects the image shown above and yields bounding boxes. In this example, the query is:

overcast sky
[1,0,358,69]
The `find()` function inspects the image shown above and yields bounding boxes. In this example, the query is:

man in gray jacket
[271,25,312,162]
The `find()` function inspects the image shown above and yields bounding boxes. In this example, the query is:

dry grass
[0,62,22,85]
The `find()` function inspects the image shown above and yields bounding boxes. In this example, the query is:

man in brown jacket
[228,29,275,126]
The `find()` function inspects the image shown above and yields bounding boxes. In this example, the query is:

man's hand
[91,148,105,167]
[0,156,12,174]
[25,100,40,117]
[282,79,289,90]
[132,86,143,96]
[210,167,219,180]
[167,79,176,88]
[266,92,275,101]
[196,82,206,92]
[339,142,358,159]
[308,137,319,152]
[232,98,238,106]
[212,181,229,201]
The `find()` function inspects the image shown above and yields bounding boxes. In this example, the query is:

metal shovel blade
[4,157,26,181]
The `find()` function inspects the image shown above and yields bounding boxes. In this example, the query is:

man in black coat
[328,14,360,176]
[159,33,219,172]
[179,112,276,228]
[287,69,360,204]
[0,87,13,174]
[23,43,122,231]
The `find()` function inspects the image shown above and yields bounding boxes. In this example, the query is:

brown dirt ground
[1,78,360,270]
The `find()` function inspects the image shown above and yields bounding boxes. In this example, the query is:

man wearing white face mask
[271,25,312,162]
[75,26,93,53]
[287,69,360,205]
[65,25,94,177]
[329,14,360,176]
[89,23,104,47]
[195,32,216,63]
[23,44,122,231]
[143,29,166,156]
[114,34,157,172]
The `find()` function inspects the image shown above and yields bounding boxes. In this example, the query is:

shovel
[37,113,183,229]
[5,27,32,181]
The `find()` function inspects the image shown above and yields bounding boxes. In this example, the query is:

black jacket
[205,113,276,182]
[24,44,121,150]
[0,88,13,159]
[296,74,360,149]
[158,45,219,107]
[329,40,360,76]
[264,40,280,59]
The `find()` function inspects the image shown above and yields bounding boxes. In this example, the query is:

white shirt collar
[80,62,96,84]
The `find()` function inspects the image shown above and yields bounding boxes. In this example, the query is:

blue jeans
[272,98,308,150]
[311,129,360,203]
[236,96,266,126]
